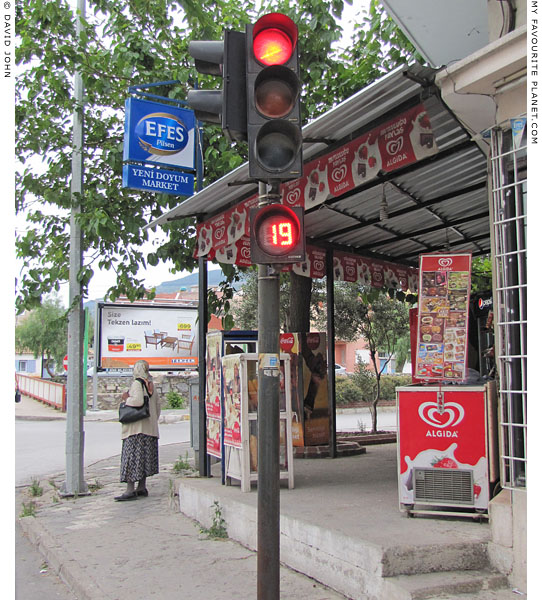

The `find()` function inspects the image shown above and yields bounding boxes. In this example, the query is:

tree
[16,0,422,320]
[15,297,69,377]
[349,290,410,432]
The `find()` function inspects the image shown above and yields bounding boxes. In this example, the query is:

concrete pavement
[15,396,525,599]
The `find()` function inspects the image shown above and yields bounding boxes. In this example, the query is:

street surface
[15,420,191,486]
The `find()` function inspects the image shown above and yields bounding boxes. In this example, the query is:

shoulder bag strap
[135,378,150,402]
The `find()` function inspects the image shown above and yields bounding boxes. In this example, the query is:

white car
[335,364,347,376]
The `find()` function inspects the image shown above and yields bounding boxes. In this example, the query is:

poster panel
[98,303,198,369]
[205,331,222,420]
[206,417,222,458]
[222,354,242,448]
[415,254,472,381]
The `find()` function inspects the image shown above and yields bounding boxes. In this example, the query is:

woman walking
[115,360,161,501]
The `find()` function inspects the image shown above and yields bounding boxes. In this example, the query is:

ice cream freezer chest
[396,383,498,517]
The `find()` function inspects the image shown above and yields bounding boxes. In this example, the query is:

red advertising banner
[397,387,489,510]
[415,254,472,381]
[194,103,437,261]
[282,103,437,211]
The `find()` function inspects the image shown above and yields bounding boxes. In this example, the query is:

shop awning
[146,63,490,268]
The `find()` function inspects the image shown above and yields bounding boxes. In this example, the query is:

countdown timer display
[250,204,305,264]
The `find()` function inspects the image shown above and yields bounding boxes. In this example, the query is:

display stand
[223,353,294,492]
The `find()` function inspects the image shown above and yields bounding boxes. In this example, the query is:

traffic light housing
[250,204,305,264]
[246,13,303,182]
[187,30,247,142]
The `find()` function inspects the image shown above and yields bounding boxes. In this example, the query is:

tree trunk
[288,272,312,332]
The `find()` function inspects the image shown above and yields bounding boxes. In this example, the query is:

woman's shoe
[114,491,138,501]
[135,488,148,497]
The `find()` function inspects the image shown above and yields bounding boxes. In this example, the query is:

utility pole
[61,0,88,497]
[256,182,281,599]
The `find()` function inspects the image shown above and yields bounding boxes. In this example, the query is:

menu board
[415,254,472,381]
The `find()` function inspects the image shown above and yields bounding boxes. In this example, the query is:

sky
[13,1,370,308]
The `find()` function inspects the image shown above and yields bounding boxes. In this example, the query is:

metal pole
[257,181,281,600]
[91,302,99,410]
[61,0,88,497]
[198,254,208,476]
[326,249,337,458]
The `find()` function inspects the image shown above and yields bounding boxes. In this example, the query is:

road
[15,420,191,486]
[336,406,397,432]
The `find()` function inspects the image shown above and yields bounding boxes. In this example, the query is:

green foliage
[15,296,68,376]
[29,478,43,497]
[335,376,364,406]
[471,255,492,293]
[20,501,37,517]
[16,0,422,315]
[378,374,412,401]
[172,452,194,473]
[165,390,187,409]
[200,501,228,539]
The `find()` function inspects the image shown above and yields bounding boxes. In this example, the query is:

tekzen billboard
[122,97,195,196]
[97,303,199,370]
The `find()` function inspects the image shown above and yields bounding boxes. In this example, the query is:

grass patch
[20,501,37,518]
[29,479,43,497]
[172,452,194,474]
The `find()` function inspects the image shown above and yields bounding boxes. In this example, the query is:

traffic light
[187,30,247,142]
[250,204,305,264]
[246,13,303,182]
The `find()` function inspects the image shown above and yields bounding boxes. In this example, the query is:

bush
[335,377,364,406]
[379,374,412,401]
[165,390,187,409]
[335,367,412,407]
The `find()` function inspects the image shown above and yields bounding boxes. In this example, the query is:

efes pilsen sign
[123,97,195,196]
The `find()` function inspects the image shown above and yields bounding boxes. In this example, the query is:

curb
[18,517,109,600]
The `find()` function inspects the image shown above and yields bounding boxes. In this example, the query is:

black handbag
[119,378,150,424]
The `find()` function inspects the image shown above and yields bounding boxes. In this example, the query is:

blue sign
[123,98,195,171]
[122,164,194,196]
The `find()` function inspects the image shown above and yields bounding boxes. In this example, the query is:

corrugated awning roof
[146,63,490,267]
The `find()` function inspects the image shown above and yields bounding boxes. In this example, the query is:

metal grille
[414,468,474,505]
[490,123,527,489]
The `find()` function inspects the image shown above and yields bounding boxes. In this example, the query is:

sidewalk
[15,392,190,423]
[15,395,524,600]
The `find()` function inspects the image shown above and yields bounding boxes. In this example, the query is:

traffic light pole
[257,181,281,600]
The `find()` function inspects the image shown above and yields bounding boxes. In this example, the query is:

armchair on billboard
[97,303,199,370]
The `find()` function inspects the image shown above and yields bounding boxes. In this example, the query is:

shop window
[490,121,527,489]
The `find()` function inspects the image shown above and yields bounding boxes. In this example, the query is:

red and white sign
[194,102,437,274]
[282,103,438,211]
[63,355,68,371]
[415,254,472,382]
[397,387,489,510]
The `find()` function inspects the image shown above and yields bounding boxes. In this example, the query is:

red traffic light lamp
[252,13,298,66]
[246,13,302,182]
[250,204,305,264]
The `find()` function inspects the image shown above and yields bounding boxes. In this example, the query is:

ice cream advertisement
[98,303,198,369]
[415,254,472,382]
[397,387,489,510]
[194,103,437,266]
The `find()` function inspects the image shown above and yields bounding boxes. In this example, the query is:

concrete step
[381,569,511,600]
[381,541,489,576]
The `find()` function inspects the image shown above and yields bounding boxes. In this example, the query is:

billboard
[97,303,198,370]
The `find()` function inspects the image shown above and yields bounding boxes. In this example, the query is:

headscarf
[133,360,151,381]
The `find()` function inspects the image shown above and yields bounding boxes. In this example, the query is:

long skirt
[120,434,159,483]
